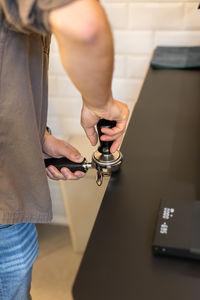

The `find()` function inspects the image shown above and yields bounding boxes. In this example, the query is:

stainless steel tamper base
[92,150,123,186]
[81,150,123,186]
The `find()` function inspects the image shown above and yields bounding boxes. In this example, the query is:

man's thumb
[62,142,83,163]
[84,126,98,146]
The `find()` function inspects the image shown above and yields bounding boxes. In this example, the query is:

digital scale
[152,199,200,260]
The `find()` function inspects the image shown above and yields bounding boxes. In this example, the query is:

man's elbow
[49,1,110,44]
[78,18,107,44]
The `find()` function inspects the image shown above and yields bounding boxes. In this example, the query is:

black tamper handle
[97,119,116,154]
[44,157,87,173]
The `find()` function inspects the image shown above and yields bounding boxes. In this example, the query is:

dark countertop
[73,68,200,300]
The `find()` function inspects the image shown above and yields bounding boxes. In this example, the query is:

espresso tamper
[44,119,123,186]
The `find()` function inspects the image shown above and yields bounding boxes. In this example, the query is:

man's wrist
[83,93,114,118]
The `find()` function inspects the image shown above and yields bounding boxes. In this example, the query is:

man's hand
[43,132,85,180]
[81,97,130,153]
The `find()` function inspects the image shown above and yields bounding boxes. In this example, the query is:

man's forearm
[49,0,114,112]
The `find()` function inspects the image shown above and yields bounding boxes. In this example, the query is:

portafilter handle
[97,119,116,154]
[44,157,89,173]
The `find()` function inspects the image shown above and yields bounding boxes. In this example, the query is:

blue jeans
[0,223,39,300]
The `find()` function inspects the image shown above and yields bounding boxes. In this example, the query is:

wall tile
[49,76,81,98]
[129,3,184,29]
[127,55,150,78]
[102,3,128,29]
[113,30,153,54]
[49,53,65,76]
[47,116,84,140]
[114,55,127,78]
[56,77,81,97]
[48,75,57,97]
[155,30,200,47]
[50,36,59,54]
[48,97,82,119]
[184,3,200,29]
[112,78,143,102]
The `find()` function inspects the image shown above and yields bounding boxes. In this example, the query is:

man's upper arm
[0,0,76,35]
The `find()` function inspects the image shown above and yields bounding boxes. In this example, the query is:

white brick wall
[48,0,200,223]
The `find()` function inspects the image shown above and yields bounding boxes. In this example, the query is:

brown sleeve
[0,0,76,35]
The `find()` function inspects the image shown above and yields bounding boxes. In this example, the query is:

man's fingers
[97,120,126,151]
[74,171,85,178]
[61,168,85,180]
[46,166,85,181]
[110,136,123,153]
[100,132,123,142]
[84,126,98,146]
[47,166,65,180]
[46,168,57,180]
[101,122,126,136]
